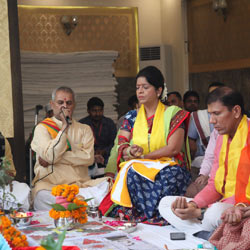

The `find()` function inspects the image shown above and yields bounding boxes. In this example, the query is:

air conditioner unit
[139,45,173,90]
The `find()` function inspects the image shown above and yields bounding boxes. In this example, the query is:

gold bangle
[235,202,247,207]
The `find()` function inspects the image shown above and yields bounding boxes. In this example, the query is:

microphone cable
[32,125,68,188]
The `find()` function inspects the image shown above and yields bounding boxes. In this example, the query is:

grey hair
[51,86,75,101]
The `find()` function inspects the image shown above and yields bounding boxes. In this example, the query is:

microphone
[61,108,72,125]
[35,105,43,115]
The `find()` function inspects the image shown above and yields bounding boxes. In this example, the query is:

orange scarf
[40,118,71,150]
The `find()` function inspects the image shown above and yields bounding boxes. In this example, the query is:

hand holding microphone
[61,107,72,125]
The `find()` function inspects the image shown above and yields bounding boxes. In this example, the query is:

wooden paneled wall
[187,0,250,111]
[18,6,139,77]
[187,0,250,73]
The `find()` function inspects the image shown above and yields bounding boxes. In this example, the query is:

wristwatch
[199,208,206,220]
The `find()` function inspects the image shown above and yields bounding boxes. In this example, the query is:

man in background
[188,82,225,162]
[166,91,183,108]
[186,82,225,198]
[183,90,200,113]
[79,97,117,178]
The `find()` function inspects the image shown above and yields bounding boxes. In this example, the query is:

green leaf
[56,230,66,249]
[67,203,84,211]
[85,197,93,203]
[50,203,66,211]
[41,230,66,250]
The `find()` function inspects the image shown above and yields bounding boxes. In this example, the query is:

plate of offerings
[10,211,33,226]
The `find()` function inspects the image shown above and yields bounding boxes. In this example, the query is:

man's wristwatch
[199,208,206,220]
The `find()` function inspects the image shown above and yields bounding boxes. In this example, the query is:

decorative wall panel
[0,0,14,137]
[187,0,250,72]
[18,5,139,77]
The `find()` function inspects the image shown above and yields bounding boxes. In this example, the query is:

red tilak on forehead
[64,98,67,101]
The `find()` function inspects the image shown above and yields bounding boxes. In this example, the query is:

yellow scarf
[133,101,166,155]
[215,115,248,198]
[111,102,180,207]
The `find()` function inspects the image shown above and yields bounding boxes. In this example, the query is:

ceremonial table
[18,211,208,250]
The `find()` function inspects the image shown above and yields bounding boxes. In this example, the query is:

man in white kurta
[31,86,110,210]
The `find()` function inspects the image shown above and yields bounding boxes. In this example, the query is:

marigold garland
[50,184,88,224]
[51,184,79,202]
[0,214,28,248]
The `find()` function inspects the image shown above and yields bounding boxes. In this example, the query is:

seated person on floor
[159,87,249,236]
[0,132,30,211]
[103,66,191,224]
[79,97,117,178]
[188,82,225,169]
[185,129,218,198]
[166,91,183,108]
[209,201,250,250]
[183,90,200,113]
[31,86,110,210]
[186,82,225,197]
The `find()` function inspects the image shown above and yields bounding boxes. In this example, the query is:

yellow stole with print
[40,118,71,150]
[215,115,250,204]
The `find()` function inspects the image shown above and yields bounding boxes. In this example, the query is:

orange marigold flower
[21,235,27,241]
[64,210,71,218]
[0,216,28,247]
[49,209,60,220]
[12,237,22,245]
[59,211,66,218]
[4,234,11,241]
[36,247,46,250]
[1,216,12,227]
[78,216,88,224]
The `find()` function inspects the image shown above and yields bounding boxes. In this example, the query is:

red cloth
[98,191,113,216]
[209,218,250,250]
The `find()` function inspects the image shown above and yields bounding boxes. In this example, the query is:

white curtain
[21,51,118,139]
